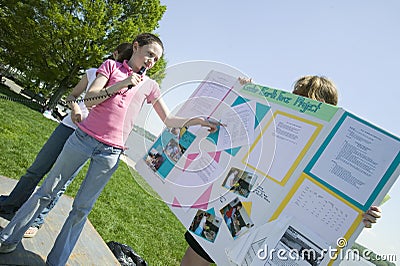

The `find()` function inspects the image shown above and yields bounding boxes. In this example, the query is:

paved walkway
[2,77,23,94]
[0,175,119,266]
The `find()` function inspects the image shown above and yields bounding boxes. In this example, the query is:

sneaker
[23,225,40,238]
[0,206,16,221]
[0,196,18,215]
[0,195,8,202]
[0,242,18,253]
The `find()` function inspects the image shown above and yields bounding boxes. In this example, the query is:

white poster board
[135,71,400,265]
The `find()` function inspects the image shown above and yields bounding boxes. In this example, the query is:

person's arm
[152,97,219,133]
[65,74,89,123]
[362,205,382,228]
[84,73,142,108]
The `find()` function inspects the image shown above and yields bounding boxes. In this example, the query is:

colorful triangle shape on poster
[183,153,199,171]
[231,96,249,107]
[206,207,216,216]
[172,197,181,208]
[207,130,219,145]
[207,151,222,163]
[171,197,191,212]
[242,201,252,216]
[206,98,270,156]
[255,102,270,128]
[232,96,270,129]
[191,185,213,209]
[226,146,241,156]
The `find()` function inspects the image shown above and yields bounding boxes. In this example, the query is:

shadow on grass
[0,84,44,113]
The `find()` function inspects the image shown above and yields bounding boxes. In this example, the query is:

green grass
[0,85,187,265]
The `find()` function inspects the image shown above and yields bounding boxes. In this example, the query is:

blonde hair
[292,75,338,106]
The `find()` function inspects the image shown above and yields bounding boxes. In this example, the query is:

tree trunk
[47,85,68,110]
[47,66,79,110]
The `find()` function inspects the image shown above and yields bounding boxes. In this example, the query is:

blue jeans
[0,123,82,228]
[0,128,122,265]
[31,174,77,228]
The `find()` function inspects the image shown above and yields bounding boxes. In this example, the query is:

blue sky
[146,0,399,258]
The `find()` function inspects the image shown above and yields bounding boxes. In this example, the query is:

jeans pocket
[75,128,89,140]
[109,146,123,156]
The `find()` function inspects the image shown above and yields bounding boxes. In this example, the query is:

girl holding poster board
[181,75,382,266]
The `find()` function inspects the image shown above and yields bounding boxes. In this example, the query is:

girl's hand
[362,205,382,228]
[238,77,252,85]
[126,73,143,89]
[71,108,83,124]
[202,117,225,133]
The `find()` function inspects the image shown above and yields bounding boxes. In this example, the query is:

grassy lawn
[0,85,187,265]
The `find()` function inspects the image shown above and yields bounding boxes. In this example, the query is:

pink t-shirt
[78,59,160,149]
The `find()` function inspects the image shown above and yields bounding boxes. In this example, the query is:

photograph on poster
[189,209,222,243]
[222,167,259,198]
[227,216,330,266]
[220,197,254,239]
[164,138,181,163]
[269,225,325,266]
[145,148,165,171]
[144,128,196,179]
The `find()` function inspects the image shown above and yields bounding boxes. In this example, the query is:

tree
[0,0,166,108]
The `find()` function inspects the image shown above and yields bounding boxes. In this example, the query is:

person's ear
[132,41,139,53]
[112,50,118,60]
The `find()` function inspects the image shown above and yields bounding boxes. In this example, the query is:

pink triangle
[172,197,181,208]
[187,153,200,160]
[191,185,213,209]
[183,153,199,171]
[207,151,222,163]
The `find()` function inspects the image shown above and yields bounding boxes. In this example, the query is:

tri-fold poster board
[135,70,400,265]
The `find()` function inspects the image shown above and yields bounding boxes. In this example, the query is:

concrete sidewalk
[0,175,119,266]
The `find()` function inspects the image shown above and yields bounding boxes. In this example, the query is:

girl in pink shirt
[0,33,218,265]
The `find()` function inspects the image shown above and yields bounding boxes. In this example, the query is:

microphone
[137,66,147,75]
[128,66,147,89]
